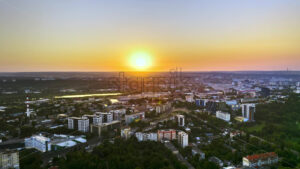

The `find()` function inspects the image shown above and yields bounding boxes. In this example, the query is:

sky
[0,0,299,72]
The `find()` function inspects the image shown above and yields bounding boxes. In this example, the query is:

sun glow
[130,52,152,70]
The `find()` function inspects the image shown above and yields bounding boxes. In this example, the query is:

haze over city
[1,0,300,72]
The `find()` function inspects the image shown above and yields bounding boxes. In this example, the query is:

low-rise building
[125,112,145,124]
[191,147,205,160]
[90,120,121,137]
[25,134,86,152]
[209,156,223,167]
[25,135,51,152]
[157,129,176,141]
[216,111,231,122]
[135,132,157,142]
[243,152,278,167]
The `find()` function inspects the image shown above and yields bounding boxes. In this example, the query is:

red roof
[246,152,277,162]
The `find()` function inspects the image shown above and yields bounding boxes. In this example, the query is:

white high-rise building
[178,131,188,148]
[241,104,256,121]
[176,115,185,126]
[93,116,102,125]
[96,112,113,123]
[78,117,89,132]
[25,135,51,152]
[68,117,89,132]
[216,111,231,122]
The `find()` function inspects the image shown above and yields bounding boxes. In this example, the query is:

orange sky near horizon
[0,0,299,72]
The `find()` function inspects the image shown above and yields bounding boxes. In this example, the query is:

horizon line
[0,70,299,73]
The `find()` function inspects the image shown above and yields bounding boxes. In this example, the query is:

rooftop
[245,152,277,162]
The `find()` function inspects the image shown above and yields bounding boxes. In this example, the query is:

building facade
[98,113,113,123]
[125,112,145,124]
[185,95,194,103]
[135,132,158,142]
[241,104,256,121]
[178,131,188,148]
[25,135,51,152]
[90,121,121,137]
[78,117,89,132]
[216,111,231,122]
[0,150,19,169]
[157,129,176,141]
[121,128,131,140]
[176,115,185,126]
[243,152,278,167]
[196,99,208,107]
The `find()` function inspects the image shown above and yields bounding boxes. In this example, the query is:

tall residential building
[93,116,102,125]
[178,131,188,148]
[83,115,102,125]
[155,102,172,113]
[25,135,51,152]
[155,106,162,114]
[176,115,185,126]
[241,104,256,121]
[0,150,20,169]
[68,117,89,132]
[243,152,278,167]
[96,112,113,123]
[216,111,231,122]
[78,117,89,132]
[157,129,176,141]
[110,109,126,121]
[68,117,80,130]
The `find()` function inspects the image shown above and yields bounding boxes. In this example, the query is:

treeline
[55,138,188,169]
[245,94,300,151]
[239,94,300,168]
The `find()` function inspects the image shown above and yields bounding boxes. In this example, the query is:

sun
[130,52,152,70]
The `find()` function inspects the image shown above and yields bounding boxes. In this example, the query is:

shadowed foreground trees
[57,138,188,169]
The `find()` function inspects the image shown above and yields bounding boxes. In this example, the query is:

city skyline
[0,0,300,72]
